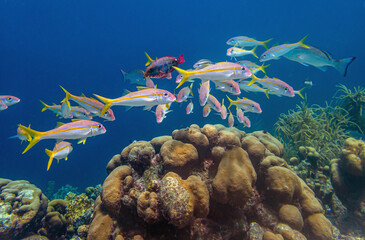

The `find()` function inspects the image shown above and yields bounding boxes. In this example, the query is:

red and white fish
[203,104,211,117]
[220,99,227,120]
[228,110,234,127]
[94,88,176,117]
[155,104,171,123]
[176,83,193,103]
[226,46,258,59]
[199,80,210,106]
[243,116,251,128]
[174,62,251,88]
[0,102,8,111]
[45,141,73,171]
[227,96,262,114]
[236,108,244,123]
[207,94,221,112]
[18,120,106,154]
[0,95,20,108]
[60,86,115,121]
[248,74,296,98]
[186,101,194,115]
[144,52,184,79]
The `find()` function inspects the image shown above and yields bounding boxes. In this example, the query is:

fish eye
[7,97,11,100]
[163,93,168,97]
[97,124,102,128]
[251,105,255,109]
[284,87,288,92]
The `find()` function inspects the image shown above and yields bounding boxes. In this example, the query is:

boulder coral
[0,179,48,239]
[87,124,351,240]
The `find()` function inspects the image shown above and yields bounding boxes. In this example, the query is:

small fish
[120,69,145,85]
[259,36,310,62]
[9,125,32,142]
[248,74,295,98]
[304,80,312,86]
[144,52,185,79]
[60,99,73,119]
[199,80,210,106]
[283,46,356,77]
[236,107,244,123]
[203,104,211,117]
[0,95,20,107]
[40,101,92,120]
[238,81,270,99]
[174,62,251,88]
[186,101,194,115]
[226,96,262,114]
[220,99,227,120]
[228,109,234,127]
[155,103,171,123]
[226,46,258,59]
[207,94,221,112]
[226,36,273,49]
[45,141,73,171]
[176,83,194,103]
[243,116,251,128]
[236,61,270,75]
[213,80,241,95]
[0,102,8,111]
[60,86,115,121]
[18,120,106,154]
[94,88,176,117]
[146,77,156,88]
[193,59,214,69]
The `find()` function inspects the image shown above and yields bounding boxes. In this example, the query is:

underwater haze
[1,0,364,193]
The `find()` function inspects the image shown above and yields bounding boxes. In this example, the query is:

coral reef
[65,193,94,231]
[0,179,48,239]
[335,84,365,133]
[53,185,79,201]
[331,137,365,235]
[86,124,354,240]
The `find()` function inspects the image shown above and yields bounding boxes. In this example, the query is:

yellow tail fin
[174,67,193,89]
[260,63,270,75]
[39,100,49,112]
[264,89,270,99]
[226,95,234,109]
[18,124,43,154]
[189,83,194,96]
[45,149,54,171]
[262,38,273,50]
[248,73,260,86]
[298,35,310,49]
[59,85,72,103]
[251,46,258,58]
[145,52,154,66]
[93,94,113,117]
[295,87,305,99]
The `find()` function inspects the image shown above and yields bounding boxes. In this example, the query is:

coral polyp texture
[86,124,355,240]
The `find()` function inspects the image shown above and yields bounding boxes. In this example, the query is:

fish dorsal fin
[123,89,131,95]
[56,122,65,128]
[136,86,149,90]
[71,119,84,122]
[81,93,86,97]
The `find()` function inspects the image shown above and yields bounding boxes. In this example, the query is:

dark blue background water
[1,0,364,195]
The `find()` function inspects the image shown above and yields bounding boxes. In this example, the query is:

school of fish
[3,35,356,170]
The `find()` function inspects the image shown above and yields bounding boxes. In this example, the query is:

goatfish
[174,62,251,88]
[186,101,194,114]
[203,105,211,117]
[226,46,258,59]
[220,99,227,120]
[236,61,270,75]
[193,59,214,70]
[155,103,171,124]
[94,88,176,117]
[45,141,73,171]
[207,94,221,112]
[228,109,234,127]
[18,120,106,154]
[226,96,262,113]
[283,46,356,77]
[176,83,194,103]
[120,69,145,85]
[243,116,251,128]
[60,86,115,121]
[238,81,270,99]
[226,36,272,49]
[199,80,210,106]
[259,35,310,62]
[0,95,20,107]
[0,102,8,111]
[213,80,241,95]
[40,101,92,120]
[236,107,244,123]
[248,74,298,98]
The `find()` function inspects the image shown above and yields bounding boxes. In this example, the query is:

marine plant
[335,84,365,133]
[274,100,351,164]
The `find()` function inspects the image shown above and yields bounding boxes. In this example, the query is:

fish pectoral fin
[77,138,87,145]
[65,157,68,161]
[143,106,153,111]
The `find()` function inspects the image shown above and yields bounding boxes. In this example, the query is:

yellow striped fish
[45,141,73,171]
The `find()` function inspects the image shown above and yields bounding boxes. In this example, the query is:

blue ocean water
[0,0,364,194]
